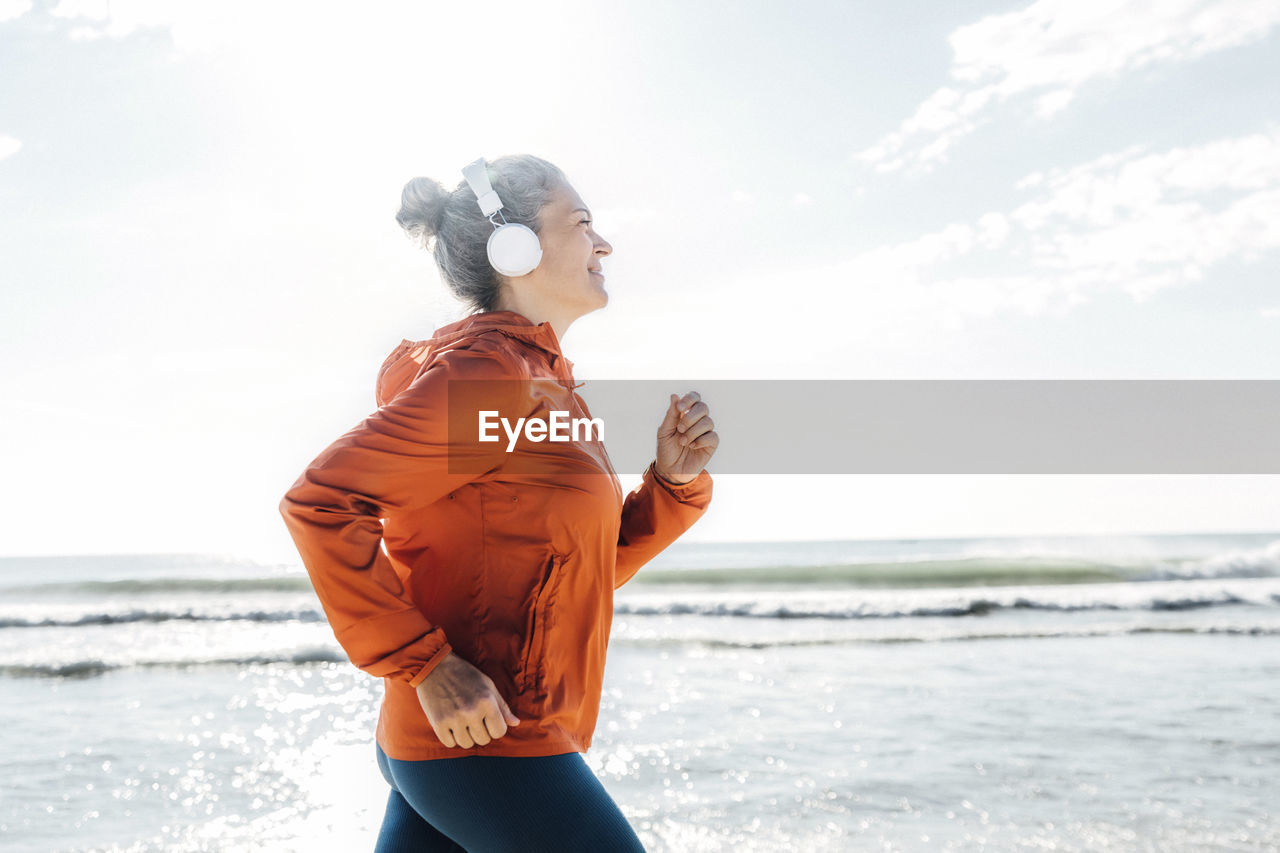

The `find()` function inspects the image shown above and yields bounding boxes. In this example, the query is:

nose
[594,233,612,257]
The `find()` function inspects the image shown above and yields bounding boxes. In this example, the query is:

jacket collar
[377,311,580,406]
[429,310,572,373]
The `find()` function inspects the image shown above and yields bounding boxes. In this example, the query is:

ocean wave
[5,622,1278,679]
[5,540,1277,602]
[3,586,1278,631]
[630,559,1138,588]
[614,589,1277,620]
[3,576,313,595]
[0,648,348,679]
[631,553,1280,589]
[0,608,325,629]
[1132,540,1280,581]
[621,624,1280,649]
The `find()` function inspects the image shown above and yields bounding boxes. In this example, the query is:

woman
[279,154,718,852]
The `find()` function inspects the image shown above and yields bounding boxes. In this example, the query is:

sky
[2,0,1279,560]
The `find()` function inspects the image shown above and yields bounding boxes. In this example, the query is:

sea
[2,532,1279,852]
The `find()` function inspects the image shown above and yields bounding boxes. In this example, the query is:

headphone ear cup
[487,223,543,277]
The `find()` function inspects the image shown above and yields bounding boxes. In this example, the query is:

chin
[576,292,608,319]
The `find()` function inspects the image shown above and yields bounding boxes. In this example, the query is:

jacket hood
[375,310,576,407]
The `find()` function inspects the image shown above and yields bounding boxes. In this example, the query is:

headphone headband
[461,158,504,219]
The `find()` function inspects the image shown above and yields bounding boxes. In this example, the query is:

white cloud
[698,126,1280,361]
[0,0,31,23]
[37,0,600,64]
[854,0,1280,175]
[975,212,1011,248]
[49,0,108,20]
[0,134,21,161]
[47,0,244,46]
[1006,125,1280,301]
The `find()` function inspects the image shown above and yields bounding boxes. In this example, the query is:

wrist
[653,462,695,486]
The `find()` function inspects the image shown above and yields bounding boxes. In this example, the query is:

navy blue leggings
[374,741,647,852]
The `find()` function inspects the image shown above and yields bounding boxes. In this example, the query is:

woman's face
[525,181,613,318]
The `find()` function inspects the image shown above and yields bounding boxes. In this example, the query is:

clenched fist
[415,651,521,748]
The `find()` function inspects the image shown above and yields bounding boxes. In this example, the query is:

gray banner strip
[447,380,1280,474]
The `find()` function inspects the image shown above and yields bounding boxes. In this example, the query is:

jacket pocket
[519,552,562,696]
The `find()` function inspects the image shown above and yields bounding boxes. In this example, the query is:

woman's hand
[415,651,521,748]
[655,391,718,485]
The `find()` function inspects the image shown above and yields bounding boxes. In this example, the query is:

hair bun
[395,176,449,248]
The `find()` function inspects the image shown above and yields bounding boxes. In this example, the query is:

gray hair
[395,154,567,314]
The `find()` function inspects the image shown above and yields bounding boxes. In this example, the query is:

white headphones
[461,157,543,277]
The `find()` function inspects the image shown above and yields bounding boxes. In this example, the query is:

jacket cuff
[407,641,454,689]
[646,460,711,499]
[332,608,452,687]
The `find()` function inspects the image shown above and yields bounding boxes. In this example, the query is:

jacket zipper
[521,553,560,695]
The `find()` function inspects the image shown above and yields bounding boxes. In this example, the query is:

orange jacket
[279,310,712,760]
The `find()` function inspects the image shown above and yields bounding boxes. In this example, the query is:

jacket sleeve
[279,346,521,688]
[614,461,713,590]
